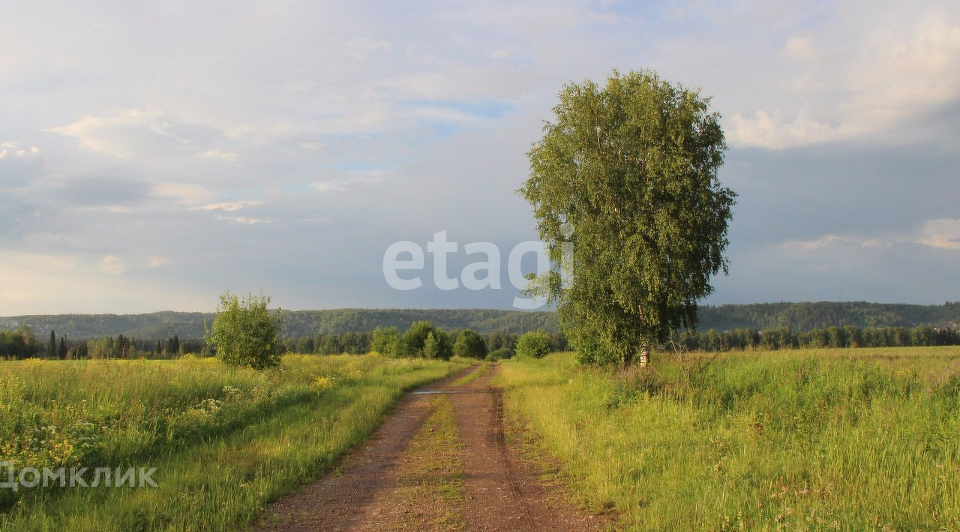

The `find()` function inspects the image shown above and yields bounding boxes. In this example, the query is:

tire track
[253,365,477,532]
[452,365,604,532]
[491,387,532,513]
[255,363,605,532]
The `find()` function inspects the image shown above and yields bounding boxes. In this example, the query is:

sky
[2,0,959,314]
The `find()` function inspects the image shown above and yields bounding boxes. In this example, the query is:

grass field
[499,347,960,531]
[0,353,467,531]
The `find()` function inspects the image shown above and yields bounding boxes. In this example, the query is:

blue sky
[1,0,959,314]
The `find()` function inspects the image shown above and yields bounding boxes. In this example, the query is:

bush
[371,326,402,356]
[486,347,514,361]
[401,321,452,359]
[515,330,553,359]
[206,291,283,369]
[453,329,487,359]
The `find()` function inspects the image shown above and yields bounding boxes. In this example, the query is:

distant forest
[1,302,958,341]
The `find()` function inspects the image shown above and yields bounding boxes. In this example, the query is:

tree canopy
[453,329,488,359]
[520,69,736,366]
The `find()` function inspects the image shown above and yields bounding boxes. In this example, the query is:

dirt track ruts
[254,364,606,532]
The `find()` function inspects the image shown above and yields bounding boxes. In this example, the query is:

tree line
[284,321,569,361]
[677,324,960,352]
[0,327,206,360]
[4,303,958,343]
[697,301,960,332]
[3,322,958,361]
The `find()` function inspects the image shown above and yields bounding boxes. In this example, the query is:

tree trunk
[638,344,650,368]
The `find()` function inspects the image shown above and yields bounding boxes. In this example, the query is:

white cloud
[217,215,270,225]
[310,181,347,192]
[918,219,960,250]
[144,256,173,268]
[0,142,41,160]
[200,200,263,212]
[780,234,856,252]
[153,183,217,206]
[197,150,239,162]
[75,206,134,213]
[728,110,848,150]
[781,218,960,255]
[729,10,960,149]
[100,255,126,275]
[46,108,183,158]
[311,170,390,193]
[782,36,817,62]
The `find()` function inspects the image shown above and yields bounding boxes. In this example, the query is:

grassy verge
[390,395,465,531]
[0,354,467,531]
[498,347,960,531]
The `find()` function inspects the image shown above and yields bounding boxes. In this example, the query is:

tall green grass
[499,347,960,531]
[0,354,466,531]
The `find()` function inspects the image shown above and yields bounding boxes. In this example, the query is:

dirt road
[254,364,606,532]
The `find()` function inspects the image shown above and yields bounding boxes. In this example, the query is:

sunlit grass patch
[0,354,467,531]
[499,347,960,531]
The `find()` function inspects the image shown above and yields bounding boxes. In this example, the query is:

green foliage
[676,324,960,352]
[500,348,960,530]
[47,330,56,359]
[5,303,958,344]
[401,321,452,359]
[206,292,283,369]
[520,69,736,365]
[0,354,466,529]
[370,326,400,356]
[422,332,440,359]
[0,327,40,359]
[697,301,960,331]
[515,330,553,359]
[453,329,487,359]
[486,347,514,361]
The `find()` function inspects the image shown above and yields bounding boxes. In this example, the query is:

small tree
[401,321,452,359]
[47,330,56,359]
[515,330,553,359]
[422,332,440,359]
[453,329,487,359]
[206,291,284,369]
[371,326,402,356]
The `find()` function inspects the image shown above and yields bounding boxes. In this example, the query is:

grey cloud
[724,137,960,245]
[43,176,152,208]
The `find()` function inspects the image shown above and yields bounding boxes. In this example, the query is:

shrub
[453,329,488,359]
[486,347,514,361]
[371,326,402,356]
[515,330,553,359]
[401,321,452,359]
[206,291,283,369]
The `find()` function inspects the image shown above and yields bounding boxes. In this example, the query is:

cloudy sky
[2,0,959,314]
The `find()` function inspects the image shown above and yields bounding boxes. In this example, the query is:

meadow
[0,353,467,531]
[499,347,960,531]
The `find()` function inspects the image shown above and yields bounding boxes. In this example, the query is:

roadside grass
[498,347,960,531]
[391,395,466,531]
[0,354,467,531]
